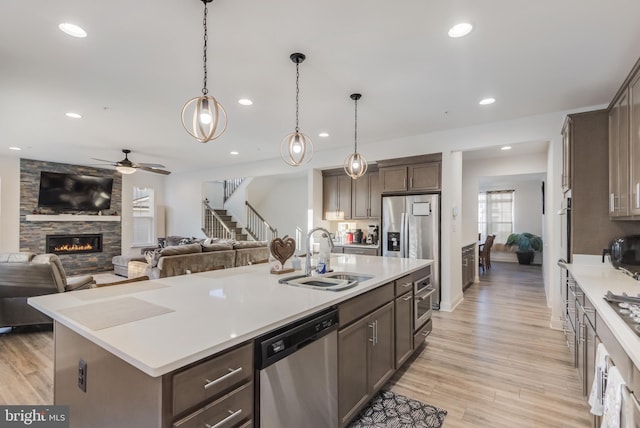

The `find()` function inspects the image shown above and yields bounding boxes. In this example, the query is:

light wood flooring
[0,262,592,427]
[388,262,592,427]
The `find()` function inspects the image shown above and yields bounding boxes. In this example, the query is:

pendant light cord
[295,61,300,133]
[354,97,358,152]
[202,2,209,95]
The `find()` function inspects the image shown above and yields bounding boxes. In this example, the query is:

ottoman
[112,255,146,277]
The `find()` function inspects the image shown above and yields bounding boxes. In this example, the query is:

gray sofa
[128,241,270,279]
[0,253,95,327]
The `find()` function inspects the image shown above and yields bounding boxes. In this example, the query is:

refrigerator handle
[403,211,409,258]
[400,213,406,257]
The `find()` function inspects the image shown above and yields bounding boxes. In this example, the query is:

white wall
[203,181,224,208]
[120,172,167,257]
[0,156,20,252]
[247,174,307,241]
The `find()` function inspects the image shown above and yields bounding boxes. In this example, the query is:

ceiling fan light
[116,165,137,175]
[281,131,313,166]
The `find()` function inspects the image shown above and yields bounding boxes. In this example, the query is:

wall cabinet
[352,172,380,219]
[608,57,640,219]
[461,244,475,289]
[379,162,441,193]
[323,174,352,220]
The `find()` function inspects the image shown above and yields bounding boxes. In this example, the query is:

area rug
[349,390,447,428]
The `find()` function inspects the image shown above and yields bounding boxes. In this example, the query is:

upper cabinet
[608,57,640,219]
[323,173,352,220]
[352,172,380,219]
[377,154,442,194]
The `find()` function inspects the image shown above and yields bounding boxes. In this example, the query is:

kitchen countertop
[29,254,430,377]
[334,243,379,248]
[565,262,640,370]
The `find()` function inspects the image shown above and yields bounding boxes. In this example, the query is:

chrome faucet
[305,227,335,276]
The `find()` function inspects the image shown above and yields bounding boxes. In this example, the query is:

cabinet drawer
[173,381,253,428]
[172,342,253,416]
[394,275,413,296]
[339,282,394,327]
[332,246,345,254]
[413,318,432,349]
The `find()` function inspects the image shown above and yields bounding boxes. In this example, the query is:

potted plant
[505,232,543,265]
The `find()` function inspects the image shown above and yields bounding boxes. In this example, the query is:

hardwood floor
[0,262,592,427]
[388,262,592,427]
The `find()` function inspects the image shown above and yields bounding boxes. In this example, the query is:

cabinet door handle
[636,183,640,209]
[374,320,378,345]
[610,193,616,213]
[410,177,413,188]
[368,322,375,344]
[204,367,243,389]
[206,409,242,428]
[403,295,413,301]
[403,177,407,189]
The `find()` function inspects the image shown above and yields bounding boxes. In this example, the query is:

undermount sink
[279,272,374,292]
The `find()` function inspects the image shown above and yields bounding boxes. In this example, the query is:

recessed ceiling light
[230,151,239,155]
[65,112,82,119]
[318,132,330,138]
[238,99,253,106]
[448,22,473,38]
[479,98,496,105]
[9,147,21,151]
[59,23,87,38]
[501,146,512,151]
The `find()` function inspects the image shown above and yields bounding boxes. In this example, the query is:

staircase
[212,209,248,241]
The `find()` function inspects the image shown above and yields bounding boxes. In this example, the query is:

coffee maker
[367,225,379,245]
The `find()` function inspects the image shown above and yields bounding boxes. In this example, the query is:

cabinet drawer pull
[403,295,413,301]
[422,330,430,337]
[204,367,243,390]
[400,282,412,288]
[205,409,242,428]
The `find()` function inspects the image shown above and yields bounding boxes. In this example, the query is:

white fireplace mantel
[25,214,121,222]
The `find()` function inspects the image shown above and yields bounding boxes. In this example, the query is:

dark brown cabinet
[352,172,380,219]
[379,162,441,193]
[323,174,352,220]
[562,116,572,193]
[394,290,413,368]
[461,244,475,289]
[609,91,630,217]
[629,71,640,216]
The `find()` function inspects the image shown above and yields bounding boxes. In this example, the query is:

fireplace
[46,234,103,255]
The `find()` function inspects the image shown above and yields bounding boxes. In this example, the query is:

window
[132,187,155,246]
[478,190,514,244]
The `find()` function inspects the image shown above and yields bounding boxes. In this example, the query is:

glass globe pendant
[280,53,313,166]
[181,0,227,143]
[344,93,368,179]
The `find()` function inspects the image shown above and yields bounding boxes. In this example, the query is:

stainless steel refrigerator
[382,194,440,309]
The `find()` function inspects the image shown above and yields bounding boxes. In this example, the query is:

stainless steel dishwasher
[255,307,339,428]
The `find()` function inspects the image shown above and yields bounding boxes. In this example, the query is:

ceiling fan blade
[137,166,171,175]
[90,157,117,164]
[136,162,166,168]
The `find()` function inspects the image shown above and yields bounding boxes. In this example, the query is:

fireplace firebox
[46,234,103,255]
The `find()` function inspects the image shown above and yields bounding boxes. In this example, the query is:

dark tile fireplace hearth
[46,234,103,255]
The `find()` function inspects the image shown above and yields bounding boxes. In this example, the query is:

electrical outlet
[78,359,87,392]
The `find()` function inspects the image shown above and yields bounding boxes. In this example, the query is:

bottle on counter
[319,232,332,271]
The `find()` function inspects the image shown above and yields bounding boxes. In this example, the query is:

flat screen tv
[37,171,114,211]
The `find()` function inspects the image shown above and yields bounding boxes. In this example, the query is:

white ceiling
[2,0,640,174]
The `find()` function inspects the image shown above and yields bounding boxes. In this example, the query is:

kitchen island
[29,254,432,428]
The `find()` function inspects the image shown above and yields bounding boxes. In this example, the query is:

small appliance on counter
[367,225,379,245]
[353,229,363,244]
[604,235,640,279]
[345,231,354,244]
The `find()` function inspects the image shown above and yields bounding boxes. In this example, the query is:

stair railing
[245,201,278,242]
[223,178,245,203]
[202,200,236,240]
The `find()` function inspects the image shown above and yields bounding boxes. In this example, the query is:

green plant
[505,232,543,253]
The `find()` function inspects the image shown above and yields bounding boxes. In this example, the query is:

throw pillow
[160,243,203,256]
[145,249,162,267]
[233,240,268,249]
[202,242,234,252]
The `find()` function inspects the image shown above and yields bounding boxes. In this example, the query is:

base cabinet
[338,301,395,427]
[394,290,414,368]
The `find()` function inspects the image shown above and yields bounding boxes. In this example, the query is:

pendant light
[344,93,368,179]
[280,53,313,166]
[181,0,227,143]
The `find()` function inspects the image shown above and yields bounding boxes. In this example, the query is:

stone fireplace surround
[20,159,122,276]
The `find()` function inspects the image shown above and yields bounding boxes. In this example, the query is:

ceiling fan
[91,149,171,175]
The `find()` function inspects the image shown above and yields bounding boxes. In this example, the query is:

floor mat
[349,390,447,428]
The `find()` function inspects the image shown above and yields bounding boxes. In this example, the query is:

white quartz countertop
[29,254,430,377]
[565,262,640,369]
